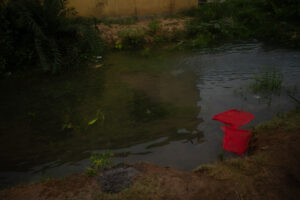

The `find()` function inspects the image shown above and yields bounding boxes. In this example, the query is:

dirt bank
[1,108,299,200]
[98,17,188,45]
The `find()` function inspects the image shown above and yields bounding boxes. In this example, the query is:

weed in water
[86,151,114,176]
[250,70,283,93]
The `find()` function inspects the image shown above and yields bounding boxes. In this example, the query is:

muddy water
[0,42,299,188]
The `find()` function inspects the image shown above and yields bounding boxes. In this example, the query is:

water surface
[0,42,299,188]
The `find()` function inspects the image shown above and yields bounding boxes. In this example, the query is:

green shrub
[0,0,104,74]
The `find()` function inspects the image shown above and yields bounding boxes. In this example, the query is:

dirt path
[1,109,299,200]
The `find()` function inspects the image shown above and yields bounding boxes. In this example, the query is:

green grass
[253,107,300,132]
[86,151,115,176]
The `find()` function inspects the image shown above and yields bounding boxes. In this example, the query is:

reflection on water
[0,42,299,188]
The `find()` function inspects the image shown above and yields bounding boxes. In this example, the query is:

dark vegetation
[107,0,300,51]
[0,0,104,74]
[129,91,168,122]
[186,0,300,48]
[1,0,299,74]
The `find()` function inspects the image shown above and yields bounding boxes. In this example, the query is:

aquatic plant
[251,70,283,93]
[86,151,115,176]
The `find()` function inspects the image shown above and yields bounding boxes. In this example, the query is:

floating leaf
[88,118,98,126]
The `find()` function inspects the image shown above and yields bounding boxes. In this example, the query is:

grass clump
[86,151,115,176]
[253,107,300,132]
[118,29,146,49]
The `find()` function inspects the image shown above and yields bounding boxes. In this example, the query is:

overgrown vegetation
[186,0,300,48]
[117,29,146,49]
[0,0,104,74]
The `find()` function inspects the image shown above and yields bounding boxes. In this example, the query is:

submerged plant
[86,151,114,176]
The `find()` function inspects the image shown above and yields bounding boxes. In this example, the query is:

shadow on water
[0,50,201,188]
[1,42,300,188]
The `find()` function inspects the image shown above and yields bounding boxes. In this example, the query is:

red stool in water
[212,109,254,128]
[213,109,254,155]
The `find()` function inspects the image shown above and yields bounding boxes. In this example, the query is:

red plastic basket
[221,126,252,156]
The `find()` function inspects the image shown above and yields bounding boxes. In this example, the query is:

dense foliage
[0,0,104,74]
[186,0,300,48]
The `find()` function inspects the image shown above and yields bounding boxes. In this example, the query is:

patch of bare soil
[1,109,299,200]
